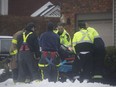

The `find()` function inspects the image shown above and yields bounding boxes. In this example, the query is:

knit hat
[25,22,35,32]
[78,20,86,29]
[47,22,55,31]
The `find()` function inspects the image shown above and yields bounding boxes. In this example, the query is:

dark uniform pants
[73,52,94,80]
[39,51,60,82]
[17,51,40,82]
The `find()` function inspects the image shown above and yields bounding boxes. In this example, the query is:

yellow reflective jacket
[54,29,71,47]
[72,29,94,53]
[87,27,100,39]
[10,30,23,55]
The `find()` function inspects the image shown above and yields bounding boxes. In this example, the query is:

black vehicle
[0,36,12,82]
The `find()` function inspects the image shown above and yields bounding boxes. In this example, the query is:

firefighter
[16,22,41,82]
[9,29,23,83]
[54,22,72,60]
[87,24,106,79]
[38,22,61,82]
[72,21,95,82]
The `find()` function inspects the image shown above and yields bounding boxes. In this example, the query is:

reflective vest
[72,29,94,53]
[54,29,71,47]
[19,32,33,51]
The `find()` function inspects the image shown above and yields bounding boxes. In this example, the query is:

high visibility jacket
[72,29,94,53]
[54,29,71,47]
[10,30,23,55]
[87,27,100,39]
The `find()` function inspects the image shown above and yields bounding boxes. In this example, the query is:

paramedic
[72,21,94,82]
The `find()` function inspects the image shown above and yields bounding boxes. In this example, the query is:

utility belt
[42,51,59,59]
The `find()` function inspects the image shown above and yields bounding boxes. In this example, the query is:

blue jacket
[39,31,60,52]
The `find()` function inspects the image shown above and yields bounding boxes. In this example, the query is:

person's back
[40,31,60,51]
[73,29,94,54]
[17,22,41,82]
[39,22,60,82]
[72,21,95,82]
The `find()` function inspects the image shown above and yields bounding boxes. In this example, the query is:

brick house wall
[8,0,62,16]
[61,0,112,29]
[8,0,112,38]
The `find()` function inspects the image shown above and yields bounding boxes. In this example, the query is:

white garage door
[87,20,113,46]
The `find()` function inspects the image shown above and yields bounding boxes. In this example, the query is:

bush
[104,46,116,73]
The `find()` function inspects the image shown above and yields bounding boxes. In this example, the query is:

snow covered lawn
[0,78,115,87]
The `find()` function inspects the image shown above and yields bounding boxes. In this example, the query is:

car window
[0,38,12,54]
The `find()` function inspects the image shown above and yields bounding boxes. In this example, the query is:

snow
[0,69,115,87]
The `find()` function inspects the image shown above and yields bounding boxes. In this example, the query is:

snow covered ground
[0,78,115,87]
[0,69,116,87]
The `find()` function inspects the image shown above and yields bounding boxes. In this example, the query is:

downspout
[113,0,115,47]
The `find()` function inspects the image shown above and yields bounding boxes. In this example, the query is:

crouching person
[38,22,61,82]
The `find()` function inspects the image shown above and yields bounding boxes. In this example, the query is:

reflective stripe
[41,70,44,80]
[10,49,18,55]
[56,63,60,67]
[79,30,93,43]
[12,39,17,44]
[23,32,33,43]
[38,64,48,67]
[80,51,90,54]
[38,63,60,67]
[57,71,59,81]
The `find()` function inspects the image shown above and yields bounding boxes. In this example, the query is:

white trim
[0,36,13,39]
[31,1,61,17]
[31,1,53,17]
[40,6,55,16]
[44,5,61,17]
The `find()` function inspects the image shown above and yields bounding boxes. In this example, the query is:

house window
[0,0,8,15]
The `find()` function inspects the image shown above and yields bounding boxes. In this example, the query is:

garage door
[87,20,113,46]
